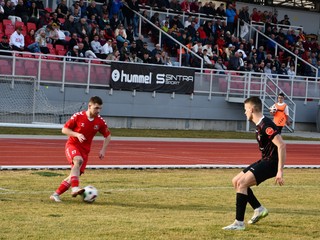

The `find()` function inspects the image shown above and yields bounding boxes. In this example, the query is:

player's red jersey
[64,111,111,154]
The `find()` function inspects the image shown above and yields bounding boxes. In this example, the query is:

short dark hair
[278,92,285,98]
[244,96,262,112]
[89,96,103,105]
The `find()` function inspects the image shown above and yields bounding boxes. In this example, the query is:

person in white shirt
[9,26,24,51]
[202,43,213,58]
[192,41,202,54]
[101,39,113,55]
[184,15,192,28]
[203,49,214,68]
[91,34,102,54]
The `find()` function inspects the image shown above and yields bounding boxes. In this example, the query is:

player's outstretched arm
[99,134,111,160]
[272,135,286,186]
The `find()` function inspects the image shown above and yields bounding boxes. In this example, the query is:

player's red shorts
[65,144,89,174]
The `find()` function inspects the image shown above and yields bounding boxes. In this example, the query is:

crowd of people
[0,0,319,77]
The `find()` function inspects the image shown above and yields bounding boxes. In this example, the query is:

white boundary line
[1,164,319,170]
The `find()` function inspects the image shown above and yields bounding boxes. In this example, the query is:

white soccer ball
[269,105,277,113]
[83,185,98,203]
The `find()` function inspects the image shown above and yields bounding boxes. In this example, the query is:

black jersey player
[223,96,286,230]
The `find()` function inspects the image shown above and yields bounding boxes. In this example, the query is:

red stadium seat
[27,22,37,32]
[46,43,54,50]
[2,19,13,26]
[4,24,14,31]
[55,44,65,51]
[57,49,67,56]
[5,28,14,37]
[15,21,25,29]
[58,18,65,24]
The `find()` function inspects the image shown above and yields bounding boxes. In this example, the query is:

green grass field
[0,169,319,240]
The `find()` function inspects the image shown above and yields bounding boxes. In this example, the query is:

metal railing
[0,51,319,102]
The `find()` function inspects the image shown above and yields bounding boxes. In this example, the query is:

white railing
[0,52,319,103]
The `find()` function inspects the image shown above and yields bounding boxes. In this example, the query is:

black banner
[110,62,195,94]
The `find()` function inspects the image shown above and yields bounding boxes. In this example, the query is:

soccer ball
[269,105,277,113]
[83,185,98,203]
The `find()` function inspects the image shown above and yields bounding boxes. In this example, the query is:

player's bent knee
[73,157,84,167]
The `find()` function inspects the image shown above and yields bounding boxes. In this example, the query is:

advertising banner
[110,62,195,94]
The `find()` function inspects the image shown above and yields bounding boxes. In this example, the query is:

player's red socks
[56,180,71,195]
[71,176,79,188]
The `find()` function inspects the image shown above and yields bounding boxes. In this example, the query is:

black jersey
[256,116,279,161]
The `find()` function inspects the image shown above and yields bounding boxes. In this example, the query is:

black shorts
[243,159,278,185]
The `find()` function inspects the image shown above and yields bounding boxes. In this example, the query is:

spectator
[114,23,128,44]
[38,8,50,28]
[69,1,81,22]
[28,1,40,24]
[96,29,106,46]
[75,18,90,38]
[304,58,316,77]
[151,43,162,57]
[287,65,296,79]
[250,8,260,22]
[277,62,288,76]
[4,0,22,25]
[109,13,121,31]
[104,23,114,40]
[123,0,139,29]
[238,6,250,39]
[50,12,62,26]
[215,3,225,17]
[180,0,190,13]
[279,14,291,26]
[63,15,77,35]
[101,39,113,55]
[0,3,4,22]
[86,1,99,21]
[119,40,129,57]
[126,24,134,44]
[0,35,12,55]
[25,29,36,48]
[66,45,80,61]
[170,0,182,12]
[151,52,163,64]
[71,6,81,23]
[228,51,241,71]
[264,62,272,76]
[91,34,103,54]
[14,0,29,24]
[35,0,44,9]
[203,49,214,68]
[225,2,236,35]
[78,0,87,18]
[142,52,151,63]
[56,0,69,19]
[27,29,49,54]
[190,0,200,13]
[68,32,80,51]
[129,52,143,63]
[106,49,120,61]
[256,46,266,63]
[9,26,24,51]
[214,57,227,74]
[78,42,97,59]
[184,15,192,28]
[169,15,183,30]
[109,0,124,21]
[190,47,203,68]
[99,13,111,31]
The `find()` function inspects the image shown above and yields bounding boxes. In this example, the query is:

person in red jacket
[50,96,111,202]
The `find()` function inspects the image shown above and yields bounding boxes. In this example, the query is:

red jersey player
[50,96,111,202]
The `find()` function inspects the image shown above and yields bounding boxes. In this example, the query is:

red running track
[0,138,319,167]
